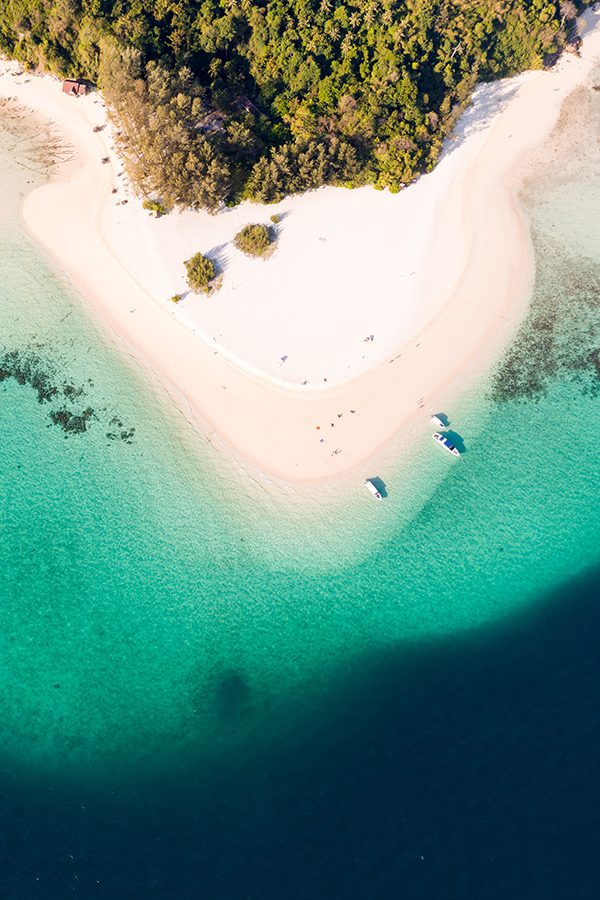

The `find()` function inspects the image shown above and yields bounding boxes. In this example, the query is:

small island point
[0,8,599,484]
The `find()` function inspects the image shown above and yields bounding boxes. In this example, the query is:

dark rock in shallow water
[490,240,600,403]
[106,416,136,443]
[31,373,58,403]
[0,348,59,402]
[0,346,136,441]
[50,406,94,434]
[63,383,84,399]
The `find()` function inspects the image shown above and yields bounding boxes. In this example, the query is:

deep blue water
[2,565,600,899]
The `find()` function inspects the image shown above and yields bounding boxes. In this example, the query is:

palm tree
[364,4,377,27]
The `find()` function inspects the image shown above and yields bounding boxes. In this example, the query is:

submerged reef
[50,406,95,434]
[106,416,136,444]
[0,346,135,441]
[492,77,600,405]
[0,348,59,403]
[490,242,600,403]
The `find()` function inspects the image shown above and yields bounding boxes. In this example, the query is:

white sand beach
[1,9,599,483]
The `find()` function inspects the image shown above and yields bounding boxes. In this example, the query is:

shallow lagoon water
[0,71,599,896]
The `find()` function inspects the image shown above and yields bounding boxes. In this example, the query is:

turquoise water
[1,70,599,801]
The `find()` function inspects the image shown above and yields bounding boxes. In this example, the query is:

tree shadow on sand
[206,243,230,276]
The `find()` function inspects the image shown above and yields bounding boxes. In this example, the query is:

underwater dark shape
[0,346,137,440]
[490,244,600,403]
[49,406,94,434]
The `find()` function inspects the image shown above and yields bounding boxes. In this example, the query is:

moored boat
[432,432,460,457]
[430,414,447,429]
[364,479,383,500]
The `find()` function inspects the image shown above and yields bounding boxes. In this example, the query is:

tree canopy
[184,251,217,292]
[0,0,588,208]
[234,223,276,257]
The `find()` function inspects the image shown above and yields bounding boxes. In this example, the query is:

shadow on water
[367,475,388,498]
[2,566,600,899]
[443,429,467,454]
[432,413,450,428]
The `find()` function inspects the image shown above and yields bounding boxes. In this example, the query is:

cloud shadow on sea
[2,563,600,898]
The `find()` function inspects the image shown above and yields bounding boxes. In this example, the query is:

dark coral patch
[50,406,95,434]
[490,241,600,404]
[106,416,136,444]
[0,349,58,402]
[0,347,136,442]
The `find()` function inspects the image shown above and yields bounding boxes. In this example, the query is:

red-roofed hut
[62,80,87,97]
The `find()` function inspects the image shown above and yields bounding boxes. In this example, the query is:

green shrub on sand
[142,199,167,217]
[233,223,276,258]
[184,252,217,294]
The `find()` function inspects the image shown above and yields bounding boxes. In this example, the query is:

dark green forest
[0,0,586,209]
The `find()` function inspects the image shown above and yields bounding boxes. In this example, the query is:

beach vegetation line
[0,0,588,209]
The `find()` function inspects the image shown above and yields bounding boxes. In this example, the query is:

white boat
[364,479,383,500]
[430,414,447,429]
[432,432,460,457]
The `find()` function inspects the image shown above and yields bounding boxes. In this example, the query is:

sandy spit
[1,9,599,484]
